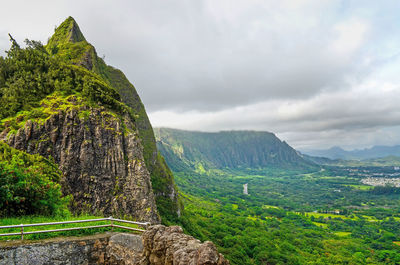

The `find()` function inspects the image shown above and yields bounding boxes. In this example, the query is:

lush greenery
[174,166,400,264]
[0,37,131,125]
[0,142,69,216]
[156,127,400,264]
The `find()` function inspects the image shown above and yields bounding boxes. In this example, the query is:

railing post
[109,216,113,232]
[21,224,24,240]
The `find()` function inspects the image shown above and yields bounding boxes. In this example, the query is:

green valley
[156,128,400,264]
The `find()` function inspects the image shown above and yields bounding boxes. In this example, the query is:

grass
[262,205,280,209]
[312,222,328,228]
[343,184,373,191]
[361,215,379,222]
[334,232,351,237]
[0,215,145,241]
[306,212,355,220]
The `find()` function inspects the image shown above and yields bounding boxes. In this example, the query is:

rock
[2,106,160,223]
[141,225,230,265]
[106,233,144,265]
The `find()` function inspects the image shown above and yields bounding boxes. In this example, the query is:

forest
[174,165,400,264]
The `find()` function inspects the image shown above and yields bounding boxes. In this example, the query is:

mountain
[154,128,316,172]
[302,153,400,167]
[0,17,180,222]
[303,145,400,160]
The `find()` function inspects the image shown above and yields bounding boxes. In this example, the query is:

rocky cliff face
[1,98,159,223]
[141,225,229,265]
[47,17,181,221]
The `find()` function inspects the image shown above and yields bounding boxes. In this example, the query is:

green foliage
[0,38,135,131]
[47,16,86,47]
[171,165,400,264]
[0,142,69,216]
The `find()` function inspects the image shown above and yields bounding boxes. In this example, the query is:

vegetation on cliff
[46,17,181,222]
[0,142,68,216]
[0,17,180,222]
[155,128,317,172]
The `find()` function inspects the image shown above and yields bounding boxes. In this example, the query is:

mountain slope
[155,128,316,172]
[0,17,180,222]
[46,17,181,220]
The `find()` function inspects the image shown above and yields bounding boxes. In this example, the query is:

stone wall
[0,233,111,265]
[0,225,229,265]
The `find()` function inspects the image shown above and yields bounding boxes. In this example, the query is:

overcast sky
[1,0,400,150]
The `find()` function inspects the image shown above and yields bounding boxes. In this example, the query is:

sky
[1,0,400,150]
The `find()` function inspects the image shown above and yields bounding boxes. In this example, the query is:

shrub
[0,142,69,216]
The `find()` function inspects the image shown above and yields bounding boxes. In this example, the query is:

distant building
[243,183,248,195]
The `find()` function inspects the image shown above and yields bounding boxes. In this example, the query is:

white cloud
[1,0,400,149]
[150,76,400,149]
[330,18,369,57]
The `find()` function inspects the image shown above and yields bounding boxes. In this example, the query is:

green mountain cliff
[155,128,316,172]
[0,17,181,222]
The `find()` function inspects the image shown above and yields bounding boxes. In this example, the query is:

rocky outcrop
[0,227,229,265]
[106,233,144,264]
[141,225,229,265]
[48,17,182,221]
[1,102,159,223]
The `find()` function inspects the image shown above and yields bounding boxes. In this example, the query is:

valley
[175,166,400,264]
[156,128,400,264]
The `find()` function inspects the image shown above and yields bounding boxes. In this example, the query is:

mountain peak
[48,16,86,46]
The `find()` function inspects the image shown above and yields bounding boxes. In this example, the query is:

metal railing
[0,216,150,240]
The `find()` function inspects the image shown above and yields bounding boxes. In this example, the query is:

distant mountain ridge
[303,145,400,160]
[155,128,316,172]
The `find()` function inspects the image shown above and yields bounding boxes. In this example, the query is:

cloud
[150,76,400,149]
[1,0,400,149]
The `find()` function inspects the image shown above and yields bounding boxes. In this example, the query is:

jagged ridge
[155,128,317,171]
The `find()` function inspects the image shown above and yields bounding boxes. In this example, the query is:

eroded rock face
[1,105,159,223]
[106,233,144,264]
[141,225,230,265]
